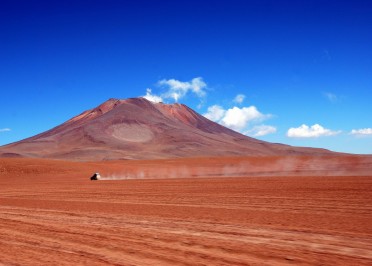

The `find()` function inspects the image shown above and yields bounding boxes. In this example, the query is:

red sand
[1,157,372,265]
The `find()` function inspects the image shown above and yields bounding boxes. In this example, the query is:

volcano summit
[0,98,329,161]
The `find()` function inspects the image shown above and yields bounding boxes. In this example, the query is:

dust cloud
[93,155,371,180]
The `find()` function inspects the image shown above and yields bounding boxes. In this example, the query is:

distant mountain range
[0,98,332,161]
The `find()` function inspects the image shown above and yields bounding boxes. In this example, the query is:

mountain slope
[0,98,331,160]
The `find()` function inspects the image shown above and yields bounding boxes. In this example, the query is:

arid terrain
[1,98,372,265]
[0,98,331,161]
[1,157,372,265]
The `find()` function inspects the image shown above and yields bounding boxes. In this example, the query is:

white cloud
[221,106,269,131]
[350,128,372,136]
[233,94,245,104]
[204,105,271,133]
[142,88,163,103]
[158,77,207,102]
[246,125,277,137]
[287,124,341,138]
[0,128,11,132]
[204,105,225,122]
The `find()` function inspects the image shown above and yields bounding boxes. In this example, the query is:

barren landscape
[0,98,332,161]
[3,1,372,265]
[1,157,372,265]
[1,99,371,265]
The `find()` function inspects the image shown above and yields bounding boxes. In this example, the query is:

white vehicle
[90,172,101,180]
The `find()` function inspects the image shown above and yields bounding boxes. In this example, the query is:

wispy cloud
[142,88,163,103]
[287,124,341,138]
[233,94,245,104]
[0,128,11,132]
[323,92,340,103]
[158,77,207,102]
[322,49,331,61]
[350,128,372,137]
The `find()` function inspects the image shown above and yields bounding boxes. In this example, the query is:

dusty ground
[0,157,372,265]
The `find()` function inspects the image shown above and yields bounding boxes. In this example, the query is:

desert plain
[1,155,372,265]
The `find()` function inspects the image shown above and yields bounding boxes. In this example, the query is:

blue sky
[1,0,371,154]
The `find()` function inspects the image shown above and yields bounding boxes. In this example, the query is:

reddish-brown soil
[1,157,372,265]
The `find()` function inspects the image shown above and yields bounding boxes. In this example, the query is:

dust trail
[92,155,372,181]
[95,167,197,181]
[98,171,145,180]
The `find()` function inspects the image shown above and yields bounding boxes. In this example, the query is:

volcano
[0,98,331,161]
